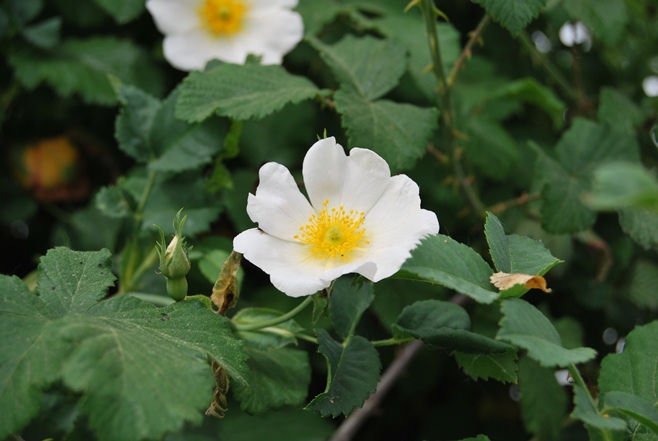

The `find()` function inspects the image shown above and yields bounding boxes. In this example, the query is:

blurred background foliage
[1,0,657,440]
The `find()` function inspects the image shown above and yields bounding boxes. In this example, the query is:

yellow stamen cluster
[295,199,369,260]
[199,0,248,36]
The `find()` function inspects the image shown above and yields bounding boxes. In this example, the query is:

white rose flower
[233,137,440,297]
[146,0,304,71]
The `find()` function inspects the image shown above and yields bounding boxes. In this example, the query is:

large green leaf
[396,235,499,304]
[563,0,628,45]
[534,119,640,233]
[0,248,248,441]
[455,348,518,383]
[394,300,511,354]
[306,331,381,417]
[471,0,546,36]
[176,64,321,123]
[497,299,596,367]
[8,37,162,104]
[518,356,568,441]
[313,35,406,100]
[330,278,374,339]
[335,91,438,171]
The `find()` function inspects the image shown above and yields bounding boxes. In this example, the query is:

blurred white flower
[233,137,440,297]
[146,0,304,71]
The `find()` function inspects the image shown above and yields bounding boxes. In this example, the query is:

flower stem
[419,0,486,217]
[234,296,314,331]
[371,336,415,347]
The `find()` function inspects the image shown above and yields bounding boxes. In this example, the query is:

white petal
[246,162,315,241]
[361,175,439,280]
[302,137,348,209]
[241,9,304,64]
[146,0,201,35]
[340,148,391,213]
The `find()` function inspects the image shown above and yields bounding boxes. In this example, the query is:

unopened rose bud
[155,209,191,301]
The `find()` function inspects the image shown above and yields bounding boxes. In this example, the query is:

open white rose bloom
[146,0,303,71]
[233,137,440,297]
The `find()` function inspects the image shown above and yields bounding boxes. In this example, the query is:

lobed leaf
[175,63,321,123]
[306,331,381,417]
[396,235,498,304]
[335,91,438,171]
[497,299,596,367]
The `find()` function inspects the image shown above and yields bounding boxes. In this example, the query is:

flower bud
[155,209,191,301]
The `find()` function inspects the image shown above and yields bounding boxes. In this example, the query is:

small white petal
[246,162,315,241]
[146,0,201,35]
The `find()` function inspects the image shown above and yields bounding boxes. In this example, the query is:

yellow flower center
[294,199,370,260]
[199,0,248,36]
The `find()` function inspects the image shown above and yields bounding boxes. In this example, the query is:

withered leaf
[490,272,552,293]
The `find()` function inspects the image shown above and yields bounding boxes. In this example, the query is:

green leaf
[21,17,61,49]
[3,0,43,26]
[313,35,407,100]
[518,356,568,441]
[619,207,658,250]
[8,37,162,105]
[232,345,311,414]
[36,247,116,316]
[598,322,658,409]
[534,119,640,233]
[455,348,518,383]
[394,300,511,354]
[95,183,134,219]
[176,64,321,123]
[471,0,546,36]
[571,382,627,431]
[598,88,645,131]
[627,260,658,311]
[306,331,381,417]
[147,89,228,172]
[115,85,161,163]
[585,162,658,211]
[295,0,344,36]
[396,235,499,304]
[330,278,374,339]
[0,275,66,439]
[93,0,145,23]
[498,299,596,367]
[563,0,628,45]
[488,77,566,127]
[485,212,562,275]
[605,392,658,435]
[335,91,438,170]
[0,247,248,441]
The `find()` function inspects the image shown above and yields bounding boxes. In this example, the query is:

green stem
[518,31,579,102]
[295,333,318,345]
[133,169,158,236]
[371,337,415,347]
[420,0,486,216]
[234,296,314,331]
[568,363,614,441]
[129,246,159,288]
